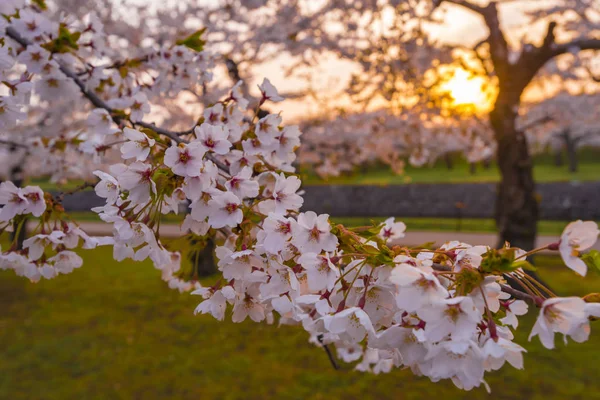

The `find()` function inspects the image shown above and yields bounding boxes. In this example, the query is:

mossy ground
[1,250,599,400]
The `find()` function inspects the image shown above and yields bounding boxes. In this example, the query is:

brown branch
[548,38,600,59]
[5,27,193,141]
[55,181,97,202]
[0,139,28,149]
[317,334,339,370]
[542,21,558,50]
[584,64,600,82]
[499,284,539,304]
[519,115,553,132]
[439,0,486,14]
[473,37,493,75]
[440,1,509,78]
[5,26,231,174]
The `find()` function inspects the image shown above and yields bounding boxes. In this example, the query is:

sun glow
[441,68,492,111]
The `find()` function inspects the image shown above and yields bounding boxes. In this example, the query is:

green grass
[1,249,600,399]
[300,148,600,185]
[62,212,577,236]
[332,217,575,235]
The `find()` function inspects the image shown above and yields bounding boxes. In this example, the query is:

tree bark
[189,237,216,277]
[553,148,564,167]
[563,131,578,173]
[483,157,491,170]
[491,103,538,251]
[469,162,476,175]
[444,153,453,170]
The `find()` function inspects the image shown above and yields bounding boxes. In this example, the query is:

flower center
[204,138,215,148]
[309,226,321,242]
[179,150,191,164]
[225,203,238,214]
[444,304,461,323]
[277,221,291,234]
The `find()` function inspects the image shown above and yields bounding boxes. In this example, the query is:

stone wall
[300,181,600,220]
[60,181,600,220]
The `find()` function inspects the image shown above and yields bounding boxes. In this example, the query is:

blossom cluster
[1,2,600,393]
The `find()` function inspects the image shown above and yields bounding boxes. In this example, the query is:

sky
[136,0,576,122]
[256,1,552,121]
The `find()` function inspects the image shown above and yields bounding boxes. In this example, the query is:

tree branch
[548,38,600,59]
[473,37,493,75]
[439,1,509,78]
[5,27,194,142]
[522,21,600,75]
[5,26,231,173]
[519,114,553,132]
[0,139,29,149]
[438,0,486,14]
[499,283,539,303]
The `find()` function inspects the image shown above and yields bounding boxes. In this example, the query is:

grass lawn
[300,149,600,185]
[1,249,600,400]
[62,212,575,236]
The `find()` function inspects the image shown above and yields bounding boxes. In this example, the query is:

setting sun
[441,68,492,111]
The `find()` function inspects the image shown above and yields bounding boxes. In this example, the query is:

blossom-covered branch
[1,1,600,394]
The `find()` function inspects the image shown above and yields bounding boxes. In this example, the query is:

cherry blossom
[0,5,599,392]
[558,220,600,276]
[194,124,232,155]
[207,191,243,228]
[164,142,206,177]
[292,211,338,254]
[259,78,284,103]
[379,217,406,242]
[120,128,156,162]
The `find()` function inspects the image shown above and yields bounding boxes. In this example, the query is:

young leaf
[176,28,207,52]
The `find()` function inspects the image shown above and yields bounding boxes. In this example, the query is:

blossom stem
[516,270,557,298]
[515,245,550,260]
[316,334,339,370]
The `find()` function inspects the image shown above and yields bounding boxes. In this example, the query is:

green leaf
[512,260,537,272]
[42,23,80,53]
[32,0,48,10]
[582,250,600,273]
[176,28,207,52]
[480,248,516,274]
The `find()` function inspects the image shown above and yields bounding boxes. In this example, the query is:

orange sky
[250,1,554,122]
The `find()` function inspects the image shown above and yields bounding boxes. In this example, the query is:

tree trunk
[563,132,578,173]
[491,106,538,251]
[189,237,217,277]
[553,148,564,167]
[444,153,453,170]
[483,157,492,170]
[469,162,476,175]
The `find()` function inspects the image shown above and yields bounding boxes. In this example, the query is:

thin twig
[317,334,339,370]
[56,181,97,202]
[0,139,28,148]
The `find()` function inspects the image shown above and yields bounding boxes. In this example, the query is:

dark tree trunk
[469,162,476,175]
[483,157,492,170]
[189,238,216,277]
[491,103,538,251]
[553,148,564,166]
[563,132,578,173]
[444,153,453,170]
